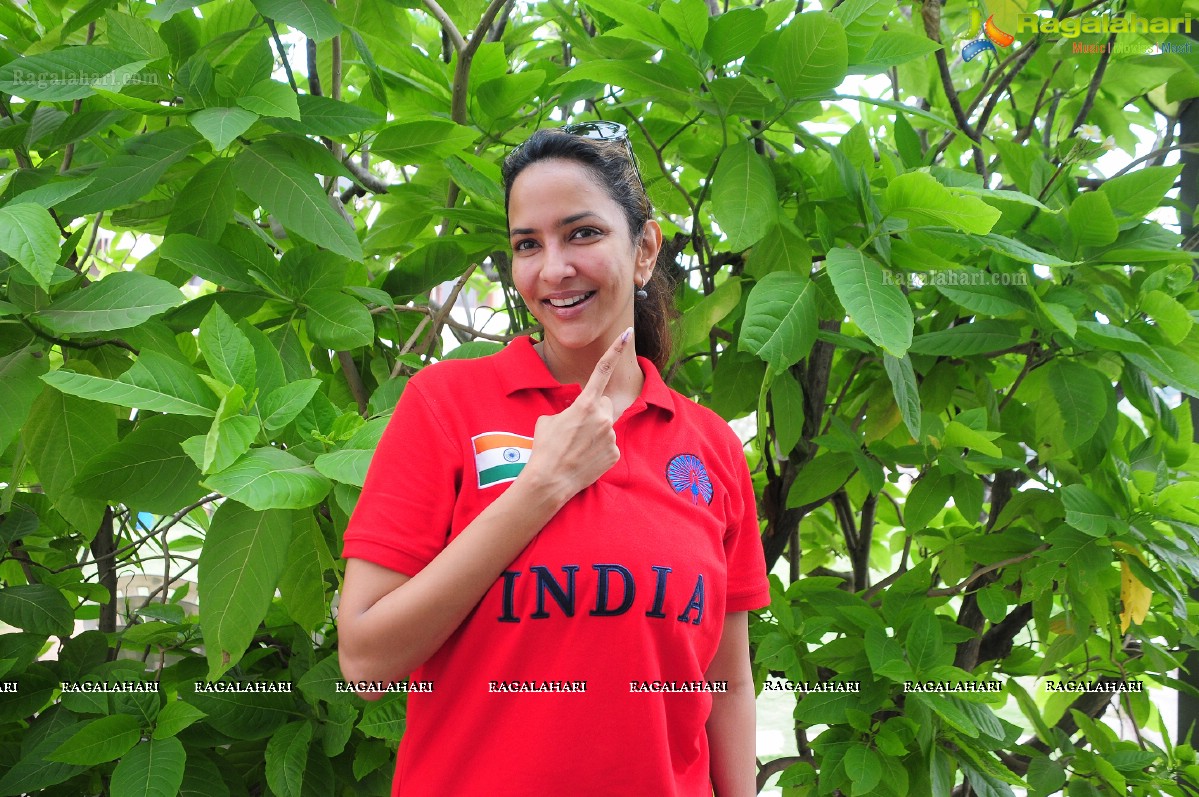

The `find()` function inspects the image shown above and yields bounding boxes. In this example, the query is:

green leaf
[883,353,921,440]
[747,219,812,278]
[0,346,49,453]
[770,374,805,456]
[475,72,548,122]
[1041,360,1109,451]
[236,79,300,120]
[71,415,209,514]
[158,233,258,291]
[47,715,142,765]
[1068,190,1118,247]
[260,379,323,432]
[199,304,257,391]
[885,172,1001,234]
[278,514,334,631]
[774,12,849,99]
[0,47,147,101]
[234,142,361,261]
[1026,757,1067,794]
[0,203,60,291]
[265,721,313,797]
[152,701,207,740]
[660,0,709,51]
[43,351,220,416]
[202,413,259,475]
[1061,484,1115,537]
[165,158,238,242]
[904,471,951,531]
[739,272,818,370]
[934,271,1029,316]
[1140,289,1193,345]
[189,107,258,151]
[303,289,374,349]
[680,278,741,351]
[24,385,115,531]
[577,0,680,47]
[198,502,293,678]
[1125,349,1199,396]
[266,94,384,137]
[977,233,1074,266]
[202,447,332,510]
[906,613,949,674]
[832,0,892,63]
[0,718,89,794]
[554,59,697,109]
[35,272,186,334]
[825,247,913,356]
[110,737,186,797]
[843,743,883,796]
[313,448,371,487]
[372,119,477,163]
[788,452,856,507]
[710,142,777,251]
[1075,321,1155,357]
[57,127,201,218]
[104,10,169,61]
[704,7,766,65]
[0,584,73,636]
[857,31,942,70]
[1097,164,1183,217]
[908,320,1025,356]
[251,0,341,41]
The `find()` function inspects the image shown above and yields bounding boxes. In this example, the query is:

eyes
[512,226,603,253]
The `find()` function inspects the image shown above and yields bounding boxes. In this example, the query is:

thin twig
[928,546,1048,597]
[424,263,478,357]
[266,19,299,93]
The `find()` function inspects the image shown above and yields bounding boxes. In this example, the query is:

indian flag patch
[472,432,533,489]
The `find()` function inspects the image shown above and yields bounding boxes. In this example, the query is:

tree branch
[423,0,467,53]
[338,351,370,417]
[266,19,299,93]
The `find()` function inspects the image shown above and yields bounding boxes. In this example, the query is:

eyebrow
[509,211,600,237]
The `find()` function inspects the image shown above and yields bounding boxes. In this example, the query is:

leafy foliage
[1,0,1198,795]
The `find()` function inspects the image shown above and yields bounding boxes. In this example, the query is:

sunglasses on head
[559,120,645,191]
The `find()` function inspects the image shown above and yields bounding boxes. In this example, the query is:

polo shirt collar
[496,335,675,417]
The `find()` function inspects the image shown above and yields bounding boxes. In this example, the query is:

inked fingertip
[620,327,632,345]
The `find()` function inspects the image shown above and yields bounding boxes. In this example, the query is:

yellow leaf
[1119,560,1152,633]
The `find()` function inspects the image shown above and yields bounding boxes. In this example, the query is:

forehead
[507,158,620,219]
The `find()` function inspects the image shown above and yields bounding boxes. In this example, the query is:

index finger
[581,326,633,400]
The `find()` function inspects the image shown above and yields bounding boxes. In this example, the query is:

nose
[539,242,576,283]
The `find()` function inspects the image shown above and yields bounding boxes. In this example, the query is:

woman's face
[507,158,655,359]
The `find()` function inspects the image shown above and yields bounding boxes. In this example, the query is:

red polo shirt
[343,335,770,796]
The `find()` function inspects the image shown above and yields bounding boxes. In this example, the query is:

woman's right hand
[521,327,631,506]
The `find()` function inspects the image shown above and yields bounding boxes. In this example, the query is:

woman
[338,124,770,796]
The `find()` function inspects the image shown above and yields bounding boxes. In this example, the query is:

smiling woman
[336,124,770,797]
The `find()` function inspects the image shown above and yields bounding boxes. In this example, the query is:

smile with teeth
[547,292,594,308]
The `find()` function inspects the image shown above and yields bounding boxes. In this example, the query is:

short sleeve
[724,442,771,613]
[342,377,462,576]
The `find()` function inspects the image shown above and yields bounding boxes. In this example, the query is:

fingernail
[620,327,632,345]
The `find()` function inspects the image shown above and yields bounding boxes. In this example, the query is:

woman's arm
[706,611,758,797]
[337,329,633,695]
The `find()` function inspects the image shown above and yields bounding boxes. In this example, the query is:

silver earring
[635,282,648,300]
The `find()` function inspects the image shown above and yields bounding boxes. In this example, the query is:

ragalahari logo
[960,7,1015,61]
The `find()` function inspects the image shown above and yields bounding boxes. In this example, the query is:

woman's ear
[635,220,663,285]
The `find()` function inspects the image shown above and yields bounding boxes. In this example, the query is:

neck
[538,338,645,407]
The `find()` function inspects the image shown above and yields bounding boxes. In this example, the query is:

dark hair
[501,128,675,373]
